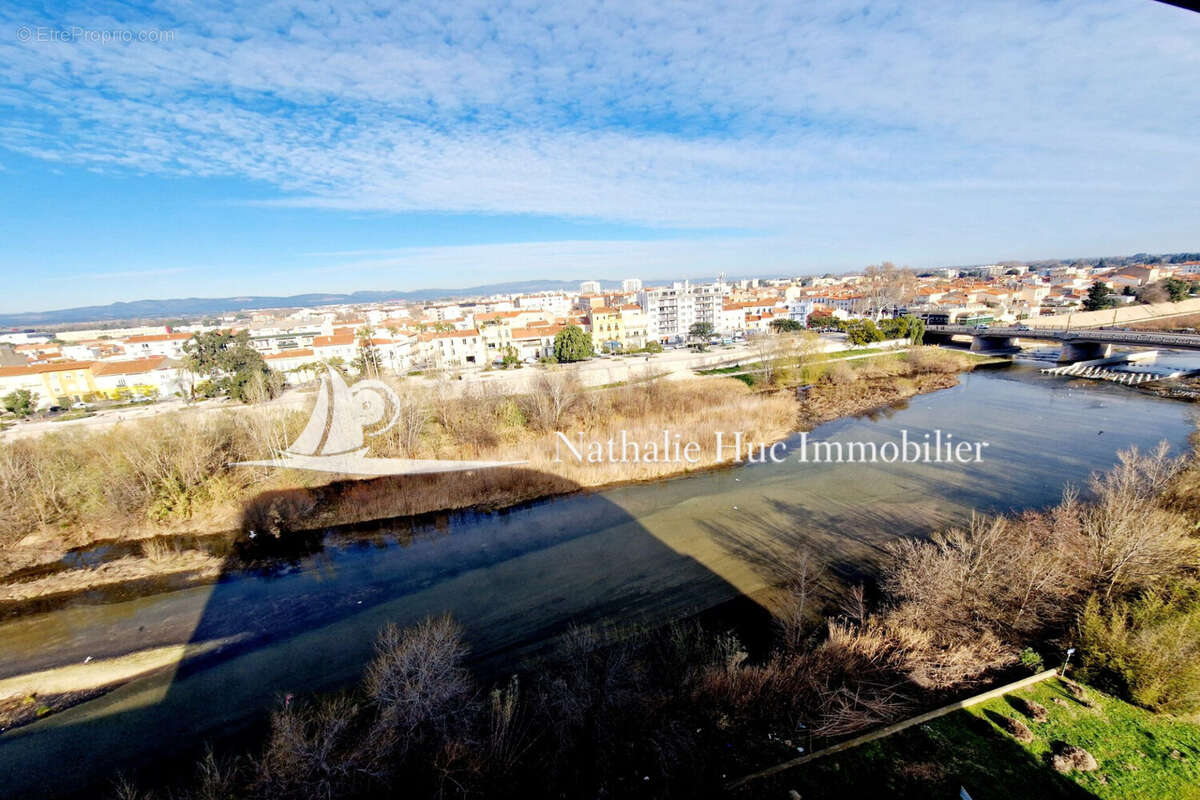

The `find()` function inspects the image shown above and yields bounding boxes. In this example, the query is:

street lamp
[1061,647,1076,676]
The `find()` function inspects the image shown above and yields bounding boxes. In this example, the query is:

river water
[1,359,1196,797]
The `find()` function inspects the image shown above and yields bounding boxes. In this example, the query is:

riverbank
[743,676,1200,799]
[0,347,981,614]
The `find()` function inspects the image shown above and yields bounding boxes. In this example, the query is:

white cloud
[1,0,1198,235]
[307,237,792,284]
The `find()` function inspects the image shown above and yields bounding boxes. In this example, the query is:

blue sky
[1,0,1198,313]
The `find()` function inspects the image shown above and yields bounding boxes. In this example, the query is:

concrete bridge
[925,324,1200,362]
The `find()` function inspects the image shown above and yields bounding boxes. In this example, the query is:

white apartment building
[638,280,726,341]
[580,280,602,295]
[0,332,51,346]
[516,292,572,318]
[786,299,817,326]
[621,278,642,293]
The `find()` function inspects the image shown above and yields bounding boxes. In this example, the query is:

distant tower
[622,278,642,293]
[580,280,602,295]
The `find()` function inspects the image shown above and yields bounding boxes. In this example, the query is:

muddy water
[0,360,1196,797]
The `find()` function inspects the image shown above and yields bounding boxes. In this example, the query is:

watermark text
[16,25,176,44]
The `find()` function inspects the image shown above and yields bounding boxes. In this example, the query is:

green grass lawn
[698,346,894,376]
[759,678,1200,800]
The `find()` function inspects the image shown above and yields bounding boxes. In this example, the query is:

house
[309,332,413,373]
[311,333,359,363]
[510,326,562,361]
[121,332,193,359]
[418,329,488,368]
[264,349,319,383]
[786,299,817,326]
[0,361,99,407]
[90,357,185,399]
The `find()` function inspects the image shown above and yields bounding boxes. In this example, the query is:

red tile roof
[264,349,315,360]
[91,357,170,377]
[124,333,191,343]
[0,360,94,377]
[313,335,355,347]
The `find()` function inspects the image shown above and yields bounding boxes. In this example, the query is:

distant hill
[0,280,623,328]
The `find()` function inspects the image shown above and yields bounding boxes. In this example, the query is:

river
[1,359,1196,798]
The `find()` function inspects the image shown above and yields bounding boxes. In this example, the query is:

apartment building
[588,304,649,353]
[638,280,726,342]
[516,292,572,318]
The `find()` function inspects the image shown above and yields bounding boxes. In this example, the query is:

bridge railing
[925,325,1200,348]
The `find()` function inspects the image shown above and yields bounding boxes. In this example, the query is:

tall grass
[0,411,306,568]
[0,374,795,578]
[798,346,973,425]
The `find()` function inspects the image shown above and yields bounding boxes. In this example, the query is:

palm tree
[355,326,382,378]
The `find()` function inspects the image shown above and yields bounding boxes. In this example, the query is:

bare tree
[365,615,473,744]
[1080,442,1197,599]
[752,334,793,387]
[862,262,917,317]
[787,330,823,382]
[523,370,580,431]
[775,548,817,652]
[386,380,429,457]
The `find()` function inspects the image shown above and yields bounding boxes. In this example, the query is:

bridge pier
[1059,340,1113,363]
[970,335,1019,354]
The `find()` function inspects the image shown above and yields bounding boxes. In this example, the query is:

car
[974,324,990,331]
[71,401,93,410]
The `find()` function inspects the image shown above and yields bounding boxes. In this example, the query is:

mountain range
[0,280,624,328]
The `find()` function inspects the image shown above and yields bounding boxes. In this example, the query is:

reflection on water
[0,360,1196,797]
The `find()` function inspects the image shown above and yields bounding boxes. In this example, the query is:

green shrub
[1076,578,1200,714]
[1018,647,1044,673]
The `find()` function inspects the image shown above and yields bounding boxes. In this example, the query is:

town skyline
[3,248,1197,324]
